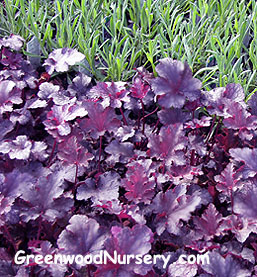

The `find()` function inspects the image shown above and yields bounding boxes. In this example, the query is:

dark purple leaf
[88,81,129,108]
[77,172,120,206]
[193,203,224,239]
[151,184,202,235]
[230,148,257,179]
[57,215,107,256]
[200,251,250,277]
[122,162,155,204]
[151,58,201,108]
[95,224,153,276]
[158,108,190,125]
[148,124,187,166]
[57,135,93,166]
[79,102,120,139]
[20,172,73,222]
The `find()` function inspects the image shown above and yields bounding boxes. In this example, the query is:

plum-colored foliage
[0,35,255,276]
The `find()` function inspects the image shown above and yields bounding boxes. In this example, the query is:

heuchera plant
[0,34,256,276]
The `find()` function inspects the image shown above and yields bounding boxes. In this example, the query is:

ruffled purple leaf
[214,163,239,195]
[68,72,91,98]
[233,181,257,220]
[122,162,155,204]
[148,124,188,166]
[94,224,153,276]
[193,204,224,240]
[88,81,129,108]
[105,140,134,164]
[151,58,201,108]
[57,135,93,166]
[79,102,120,139]
[57,215,107,257]
[20,172,73,222]
[230,148,257,179]
[77,172,120,206]
[0,80,23,114]
[0,135,32,160]
[151,184,202,235]
[44,103,87,137]
[200,251,250,277]
[43,48,85,75]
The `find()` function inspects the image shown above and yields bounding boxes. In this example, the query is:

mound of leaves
[0,34,257,276]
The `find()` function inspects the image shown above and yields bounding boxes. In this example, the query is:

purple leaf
[95,224,153,276]
[193,203,224,239]
[57,215,107,256]
[130,77,150,99]
[105,140,134,164]
[44,103,87,137]
[214,163,239,195]
[148,124,187,166]
[200,251,250,277]
[158,108,190,125]
[151,184,202,235]
[29,241,67,276]
[20,172,73,222]
[151,58,202,108]
[57,135,93,166]
[88,81,129,108]
[43,48,85,74]
[0,135,32,160]
[0,80,22,114]
[233,181,257,220]
[122,162,155,204]
[230,148,257,179]
[79,102,120,139]
[37,82,60,99]
[77,172,120,206]
[68,72,91,98]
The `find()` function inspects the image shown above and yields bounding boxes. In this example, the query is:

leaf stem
[140,99,145,135]
[98,136,103,172]
[119,107,127,125]
[47,138,57,167]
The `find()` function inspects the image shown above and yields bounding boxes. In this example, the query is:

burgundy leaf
[77,171,121,206]
[57,135,93,166]
[88,81,129,108]
[151,58,201,108]
[200,251,250,277]
[122,162,155,204]
[57,215,107,257]
[151,184,202,235]
[79,102,120,139]
[148,124,188,166]
[95,224,153,276]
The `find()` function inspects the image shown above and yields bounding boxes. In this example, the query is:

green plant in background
[1,0,257,96]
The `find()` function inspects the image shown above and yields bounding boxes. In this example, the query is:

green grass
[1,0,257,96]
